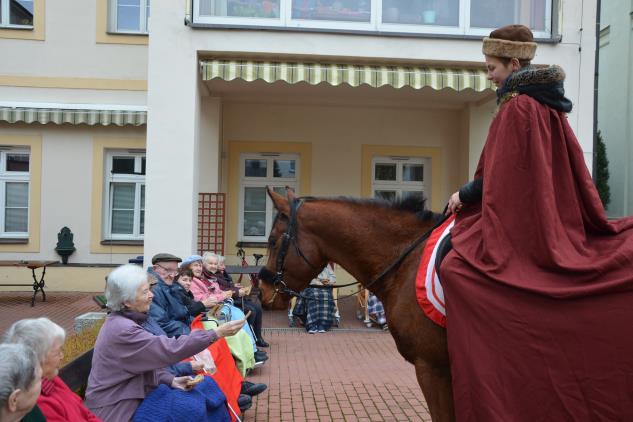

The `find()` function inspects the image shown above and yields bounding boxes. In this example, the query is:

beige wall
[0,266,111,292]
[222,100,465,205]
[0,0,147,80]
[0,123,145,264]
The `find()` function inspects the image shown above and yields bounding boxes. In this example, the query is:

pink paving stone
[0,292,432,421]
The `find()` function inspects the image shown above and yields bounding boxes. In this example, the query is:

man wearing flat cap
[147,253,193,337]
[440,24,633,421]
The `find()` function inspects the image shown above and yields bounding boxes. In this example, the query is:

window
[0,0,34,27]
[194,0,552,37]
[239,153,299,242]
[372,156,429,201]
[0,148,30,238]
[109,0,150,34]
[104,151,145,240]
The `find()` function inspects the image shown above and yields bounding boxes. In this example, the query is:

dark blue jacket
[148,268,192,338]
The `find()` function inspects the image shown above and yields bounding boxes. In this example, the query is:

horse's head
[258,187,326,310]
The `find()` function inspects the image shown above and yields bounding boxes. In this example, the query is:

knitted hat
[181,254,203,267]
[482,24,537,60]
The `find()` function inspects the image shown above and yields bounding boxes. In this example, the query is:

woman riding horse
[258,25,633,422]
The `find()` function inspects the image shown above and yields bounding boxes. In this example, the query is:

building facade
[598,0,633,218]
[0,0,597,291]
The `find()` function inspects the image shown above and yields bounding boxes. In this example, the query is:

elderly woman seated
[3,317,101,421]
[84,264,245,422]
[0,343,42,422]
[180,255,268,365]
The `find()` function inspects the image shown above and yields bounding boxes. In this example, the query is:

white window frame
[108,0,150,34]
[238,152,299,243]
[372,156,430,201]
[103,150,146,241]
[0,148,30,238]
[0,0,34,28]
[193,0,552,38]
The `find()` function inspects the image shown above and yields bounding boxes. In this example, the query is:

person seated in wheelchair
[367,292,387,329]
[292,263,338,334]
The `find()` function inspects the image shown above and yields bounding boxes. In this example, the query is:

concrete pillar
[144,0,200,261]
[198,97,222,193]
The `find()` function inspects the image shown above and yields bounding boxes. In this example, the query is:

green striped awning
[201,59,494,92]
[0,103,147,126]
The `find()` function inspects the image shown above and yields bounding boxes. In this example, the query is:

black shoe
[254,351,269,363]
[255,339,269,348]
[241,381,268,396]
[237,394,252,412]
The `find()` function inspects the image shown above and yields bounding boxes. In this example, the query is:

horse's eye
[268,238,276,248]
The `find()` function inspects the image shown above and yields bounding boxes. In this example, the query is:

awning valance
[0,102,147,126]
[200,59,494,92]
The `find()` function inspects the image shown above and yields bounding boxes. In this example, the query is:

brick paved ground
[0,291,431,421]
[0,291,103,334]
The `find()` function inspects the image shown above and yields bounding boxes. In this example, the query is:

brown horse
[259,188,455,422]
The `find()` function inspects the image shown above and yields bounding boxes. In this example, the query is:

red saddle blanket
[415,214,455,328]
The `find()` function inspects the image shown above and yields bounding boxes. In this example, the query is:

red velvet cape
[440,94,633,421]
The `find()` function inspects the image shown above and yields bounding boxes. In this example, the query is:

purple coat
[85,312,217,422]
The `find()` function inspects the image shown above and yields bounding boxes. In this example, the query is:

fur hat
[482,24,537,60]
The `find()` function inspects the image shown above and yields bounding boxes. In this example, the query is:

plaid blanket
[367,293,386,325]
[293,287,336,330]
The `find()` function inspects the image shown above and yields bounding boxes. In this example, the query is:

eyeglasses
[155,263,178,275]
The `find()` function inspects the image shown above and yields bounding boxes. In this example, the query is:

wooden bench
[59,348,93,396]
[0,260,59,306]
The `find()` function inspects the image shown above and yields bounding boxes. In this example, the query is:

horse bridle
[261,196,449,305]
[264,198,320,304]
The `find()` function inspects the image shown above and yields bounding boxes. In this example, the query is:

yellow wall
[90,137,145,254]
[226,141,312,257]
[0,75,147,91]
[0,0,45,40]
[0,134,42,253]
[0,266,112,292]
[361,144,443,211]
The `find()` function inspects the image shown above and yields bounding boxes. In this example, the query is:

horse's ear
[285,186,296,201]
[267,186,290,216]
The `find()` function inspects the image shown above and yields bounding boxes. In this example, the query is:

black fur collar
[497,65,573,113]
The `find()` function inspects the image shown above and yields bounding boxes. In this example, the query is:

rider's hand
[190,361,205,372]
[238,288,247,297]
[223,291,234,300]
[446,191,463,215]
[214,318,246,338]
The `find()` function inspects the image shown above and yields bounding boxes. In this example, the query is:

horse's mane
[302,194,444,223]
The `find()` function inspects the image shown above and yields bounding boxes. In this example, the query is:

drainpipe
[592,0,602,180]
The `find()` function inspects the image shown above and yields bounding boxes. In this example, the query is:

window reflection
[292,0,370,22]
[470,0,547,31]
[382,0,458,26]
[199,0,280,18]
[9,0,33,26]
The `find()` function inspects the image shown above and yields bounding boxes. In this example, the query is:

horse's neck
[305,202,424,296]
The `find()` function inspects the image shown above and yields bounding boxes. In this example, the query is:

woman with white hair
[3,317,101,421]
[85,264,245,422]
[205,253,268,348]
[0,343,42,422]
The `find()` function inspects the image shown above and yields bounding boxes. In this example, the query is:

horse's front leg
[414,360,455,422]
